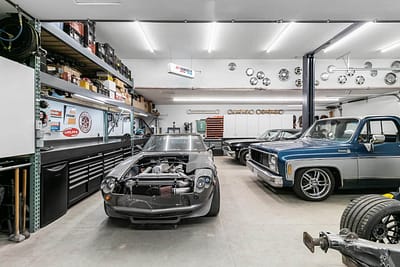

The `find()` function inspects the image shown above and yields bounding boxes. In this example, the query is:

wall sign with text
[227,109,284,115]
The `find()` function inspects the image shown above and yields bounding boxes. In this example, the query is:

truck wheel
[293,168,335,201]
[206,180,220,217]
[239,150,249,165]
[340,195,387,230]
[356,200,400,244]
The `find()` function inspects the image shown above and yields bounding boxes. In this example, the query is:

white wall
[156,104,329,136]
[124,58,400,90]
[341,95,400,117]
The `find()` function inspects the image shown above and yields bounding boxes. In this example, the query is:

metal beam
[302,54,315,131]
[39,19,400,23]
[309,23,364,55]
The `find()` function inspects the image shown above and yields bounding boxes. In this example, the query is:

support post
[302,53,315,131]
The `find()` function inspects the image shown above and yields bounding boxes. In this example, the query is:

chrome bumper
[247,160,284,188]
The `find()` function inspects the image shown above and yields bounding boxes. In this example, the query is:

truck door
[356,119,400,187]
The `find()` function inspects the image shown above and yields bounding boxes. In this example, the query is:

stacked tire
[340,194,400,244]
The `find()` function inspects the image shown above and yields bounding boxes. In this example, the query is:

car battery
[95,42,106,60]
[84,20,96,54]
[104,43,115,67]
[98,88,110,97]
[120,63,127,76]
[64,22,84,45]
[127,69,132,81]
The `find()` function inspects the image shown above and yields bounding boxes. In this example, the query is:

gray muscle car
[101,134,220,223]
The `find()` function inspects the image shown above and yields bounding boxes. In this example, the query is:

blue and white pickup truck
[247,115,400,201]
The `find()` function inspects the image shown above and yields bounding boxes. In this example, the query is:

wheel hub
[372,223,388,241]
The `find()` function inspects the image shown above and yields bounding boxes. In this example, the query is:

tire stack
[340,194,400,244]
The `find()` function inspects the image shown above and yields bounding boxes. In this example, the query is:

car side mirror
[371,134,385,144]
[207,145,215,151]
[363,134,385,152]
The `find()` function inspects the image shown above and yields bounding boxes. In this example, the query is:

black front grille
[250,149,269,166]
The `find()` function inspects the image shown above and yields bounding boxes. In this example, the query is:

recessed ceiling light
[134,21,155,53]
[207,22,217,53]
[324,22,374,53]
[266,22,295,53]
[380,40,400,53]
[74,0,121,5]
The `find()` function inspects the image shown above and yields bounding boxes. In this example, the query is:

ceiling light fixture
[323,22,374,53]
[173,97,338,103]
[135,21,155,53]
[207,22,217,53]
[74,0,121,5]
[380,40,400,53]
[74,94,104,104]
[266,22,295,53]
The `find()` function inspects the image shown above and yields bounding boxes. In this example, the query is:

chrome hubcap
[300,169,331,199]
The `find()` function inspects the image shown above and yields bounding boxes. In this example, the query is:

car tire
[355,200,400,244]
[239,150,249,166]
[293,168,335,201]
[206,180,220,217]
[343,195,394,233]
[340,194,386,230]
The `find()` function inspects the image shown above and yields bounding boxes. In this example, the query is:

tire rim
[300,169,331,200]
[245,152,250,161]
[371,215,400,244]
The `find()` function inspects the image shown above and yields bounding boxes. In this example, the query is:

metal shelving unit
[41,22,133,88]
[40,72,133,111]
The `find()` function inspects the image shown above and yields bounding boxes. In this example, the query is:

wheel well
[294,166,342,189]
[239,148,248,158]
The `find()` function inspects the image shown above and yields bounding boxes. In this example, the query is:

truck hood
[250,138,349,155]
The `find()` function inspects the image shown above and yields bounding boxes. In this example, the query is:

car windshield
[304,118,360,142]
[143,135,207,152]
[258,130,280,141]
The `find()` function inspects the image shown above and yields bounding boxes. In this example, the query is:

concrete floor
[0,156,366,267]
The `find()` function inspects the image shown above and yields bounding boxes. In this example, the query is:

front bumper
[104,188,214,222]
[222,146,236,158]
[247,160,284,188]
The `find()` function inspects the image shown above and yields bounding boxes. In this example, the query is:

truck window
[359,120,399,143]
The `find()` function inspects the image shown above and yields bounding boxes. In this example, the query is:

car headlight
[269,155,278,173]
[101,177,116,194]
[196,177,206,189]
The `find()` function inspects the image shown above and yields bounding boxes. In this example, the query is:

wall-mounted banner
[168,63,195,79]
[227,109,284,115]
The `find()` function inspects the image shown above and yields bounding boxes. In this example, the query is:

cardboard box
[115,92,124,102]
[125,94,132,106]
[114,78,124,89]
[102,80,116,91]
[79,80,90,90]
[96,72,113,81]
[133,99,146,111]
[109,91,116,99]
[89,85,97,92]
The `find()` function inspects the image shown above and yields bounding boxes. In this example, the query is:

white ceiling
[8,0,400,21]
[2,0,400,106]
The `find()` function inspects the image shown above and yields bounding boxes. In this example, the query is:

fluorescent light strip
[207,22,217,53]
[119,107,132,113]
[173,97,338,103]
[74,0,121,5]
[380,40,400,53]
[266,22,295,53]
[74,94,104,104]
[135,21,155,53]
[324,22,374,53]
[134,112,149,117]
